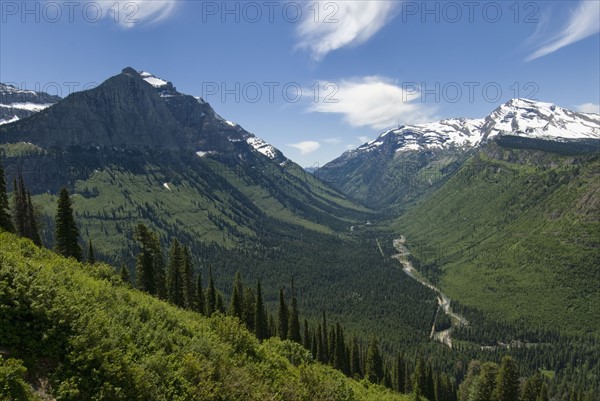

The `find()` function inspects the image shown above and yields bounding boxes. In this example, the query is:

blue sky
[1,0,599,166]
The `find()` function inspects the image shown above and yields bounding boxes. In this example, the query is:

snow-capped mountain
[319,99,599,208]
[355,118,485,154]
[482,98,599,142]
[0,83,61,125]
[349,99,599,157]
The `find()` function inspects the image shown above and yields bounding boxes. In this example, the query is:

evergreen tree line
[0,164,93,264]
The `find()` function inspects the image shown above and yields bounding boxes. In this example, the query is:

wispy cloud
[296,1,399,60]
[323,137,342,144]
[98,0,179,27]
[308,76,437,130]
[288,141,321,155]
[576,103,600,114]
[526,1,600,61]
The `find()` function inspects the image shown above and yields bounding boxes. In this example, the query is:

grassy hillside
[0,232,413,401]
[392,145,600,335]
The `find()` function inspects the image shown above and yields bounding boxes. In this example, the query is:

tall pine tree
[181,246,194,309]
[493,356,519,401]
[254,280,269,341]
[166,239,184,307]
[0,162,14,233]
[25,191,41,246]
[288,294,301,344]
[12,173,41,245]
[119,262,130,285]
[54,188,82,260]
[365,338,383,384]
[195,272,205,315]
[277,288,289,340]
[87,239,96,264]
[206,267,216,315]
[134,223,162,295]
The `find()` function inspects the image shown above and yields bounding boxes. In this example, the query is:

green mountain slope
[0,232,411,401]
[392,144,600,335]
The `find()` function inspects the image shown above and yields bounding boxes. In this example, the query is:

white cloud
[526,1,600,61]
[296,1,400,60]
[308,76,437,130]
[576,103,600,114]
[96,0,179,27]
[323,137,342,144]
[288,141,321,155]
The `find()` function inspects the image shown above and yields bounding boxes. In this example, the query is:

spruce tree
[25,190,41,246]
[254,280,268,341]
[365,338,383,384]
[311,331,317,359]
[216,291,224,313]
[458,360,481,401]
[119,262,130,284]
[277,288,289,340]
[316,323,324,363]
[13,177,25,236]
[303,319,311,350]
[154,243,166,299]
[0,163,14,233]
[166,239,184,306]
[243,287,255,331]
[395,353,405,393]
[321,312,329,363]
[134,223,160,295]
[228,284,243,319]
[350,337,362,378]
[181,246,194,309]
[233,272,245,312]
[493,356,519,401]
[413,353,427,397]
[196,273,205,315]
[54,187,82,260]
[424,363,435,401]
[288,295,301,344]
[87,239,96,264]
[12,173,41,245]
[468,362,498,401]
[206,267,216,315]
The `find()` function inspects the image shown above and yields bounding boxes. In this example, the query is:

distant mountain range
[0,83,61,125]
[317,98,599,207]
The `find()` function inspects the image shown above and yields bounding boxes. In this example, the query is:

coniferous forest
[1,160,598,401]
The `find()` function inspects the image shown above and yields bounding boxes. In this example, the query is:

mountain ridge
[317,99,599,208]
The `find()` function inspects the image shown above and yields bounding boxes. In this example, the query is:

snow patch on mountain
[0,116,19,125]
[0,102,54,112]
[139,71,168,88]
[246,136,277,159]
